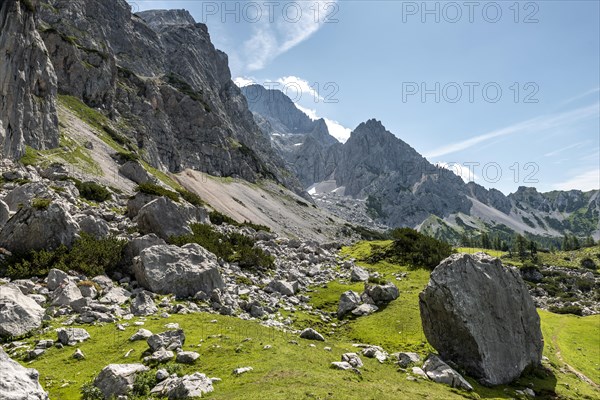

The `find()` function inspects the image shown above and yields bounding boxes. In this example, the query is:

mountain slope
[242,87,600,241]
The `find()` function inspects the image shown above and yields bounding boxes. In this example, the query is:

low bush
[177,189,205,207]
[80,381,103,400]
[132,370,157,397]
[549,305,583,316]
[73,179,112,202]
[209,210,271,232]
[135,182,179,202]
[4,233,126,279]
[169,224,274,271]
[32,198,52,210]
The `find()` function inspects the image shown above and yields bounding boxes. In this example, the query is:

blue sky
[131,0,599,194]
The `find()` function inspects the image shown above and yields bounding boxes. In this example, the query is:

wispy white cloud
[233,76,256,87]
[543,141,588,157]
[553,169,600,191]
[425,103,600,159]
[242,1,335,72]
[436,162,479,183]
[295,104,351,143]
[558,87,600,108]
[276,76,323,102]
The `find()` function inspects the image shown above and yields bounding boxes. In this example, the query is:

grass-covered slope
[15,241,600,399]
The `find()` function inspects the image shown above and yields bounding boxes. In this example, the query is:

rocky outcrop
[419,253,543,385]
[0,283,45,338]
[94,363,149,399]
[0,347,48,400]
[150,372,214,399]
[36,1,303,194]
[422,354,473,391]
[133,243,225,298]
[0,201,79,253]
[0,0,59,159]
[136,196,207,239]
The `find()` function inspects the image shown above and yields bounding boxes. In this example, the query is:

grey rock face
[0,0,59,159]
[337,290,361,318]
[423,354,473,391]
[147,329,186,352]
[136,197,207,239]
[0,347,49,400]
[94,363,149,399]
[37,2,302,194]
[119,161,155,184]
[0,199,9,227]
[129,328,153,342]
[266,280,296,296]
[0,283,45,338]
[176,351,200,364]
[77,215,110,239]
[121,234,166,271]
[57,328,90,346]
[396,352,421,368]
[419,253,543,385]
[350,266,369,282]
[0,201,79,253]
[130,291,158,316]
[341,353,363,368]
[299,328,325,341]
[3,182,56,212]
[46,268,69,291]
[134,243,225,298]
[150,372,214,399]
[363,282,399,306]
[50,281,82,306]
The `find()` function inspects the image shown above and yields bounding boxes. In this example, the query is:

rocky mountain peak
[137,9,198,30]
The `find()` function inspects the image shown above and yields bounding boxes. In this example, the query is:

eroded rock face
[0,201,79,253]
[94,363,149,399]
[419,253,543,385]
[0,347,48,400]
[0,0,59,159]
[0,283,45,338]
[136,197,207,239]
[134,243,225,298]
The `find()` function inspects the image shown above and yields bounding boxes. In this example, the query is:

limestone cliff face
[0,0,59,158]
[33,1,301,191]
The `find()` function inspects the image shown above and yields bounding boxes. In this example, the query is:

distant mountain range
[242,85,599,243]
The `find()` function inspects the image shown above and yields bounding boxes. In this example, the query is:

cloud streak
[425,104,599,159]
[553,169,600,191]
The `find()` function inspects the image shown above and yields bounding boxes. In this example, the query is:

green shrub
[4,233,126,279]
[235,275,253,286]
[115,150,139,162]
[549,305,583,316]
[135,182,179,202]
[368,228,454,270]
[32,198,52,210]
[209,210,271,232]
[580,257,597,270]
[75,180,112,202]
[368,276,388,285]
[80,381,103,400]
[132,370,158,396]
[177,189,205,207]
[169,224,274,271]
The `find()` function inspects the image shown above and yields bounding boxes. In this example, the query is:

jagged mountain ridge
[242,87,600,240]
[0,0,304,194]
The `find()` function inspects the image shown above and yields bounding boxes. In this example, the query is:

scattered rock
[341,353,363,368]
[50,281,82,306]
[233,367,253,376]
[119,161,155,184]
[72,349,85,360]
[147,329,186,352]
[337,290,361,318]
[0,347,49,400]
[351,303,378,317]
[363,282,399,306]
[176,351,200,364]
[396,352,420,368]
[350,266,370,282]
[134,243,225,298]
[143,348,174,364]
[151,372,214,398]
[266,280,296,296]
[422,354,473,391]
[130,291,158,316]
[300,328,325,341]
[46,268,69,291]
[419,253,543,385]
[362,346,387,363]
[57,328,90,346]
[130,329,154,342]
[94,364,149,399]
[0,283,45,338]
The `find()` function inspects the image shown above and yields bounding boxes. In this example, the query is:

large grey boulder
[57,328,90,346]
[299,328,325,341]
[423,354,473,391]
[0,347,49,400]
[77,215,110,239]
[150,372,214,398]
[266,279,296,296]
[3,182,55,212]
[121,234,166,274]
[419,253,543,386]
[136,197,208,240]
[0,201,79,253]
[130,291,158,316]
[337,290,361,318]
[134,243,225,298]
[94,364,149,399]
[119,161,155,184]
[147,329,186,352]
[50,281,82,306]
[363,282,399,306]
[0,200,10,228]
[46,268,69,291]
[350,266,369,282]
[0,283,45,338]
